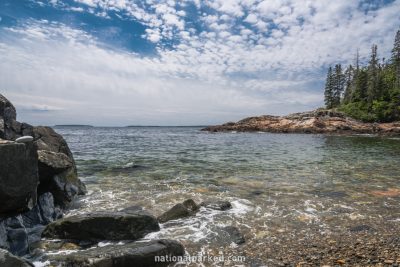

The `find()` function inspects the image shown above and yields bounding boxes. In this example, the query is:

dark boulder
[46,239,184,267]
[200,200,232,211]
[0,248,33,267]
[158,199,199,223]
[0,94,17,140]
[37,150,85,207]
[0,94,86,208]
[0,140,38,214]
[42,212,160,241]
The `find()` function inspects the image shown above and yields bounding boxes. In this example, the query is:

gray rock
[0,248,33,267]
[0,94,86,209]
[26,225,46,247]
[42,212,160,241]
[46,239,184,267]
[220,226,245,244]
[210,226,245,245]
[37,150,84,207]
[349,224,374,232]
[200,200,232,211]
[0,141,38,214]
[4,216,29,256]
[0,220,8,250]
[21,205,43,228]
[182,199,199,212]
[0,94,17,140]
[38,192,60,224]
[158,199,199,223]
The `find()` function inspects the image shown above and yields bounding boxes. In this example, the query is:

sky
[0,0,399,126]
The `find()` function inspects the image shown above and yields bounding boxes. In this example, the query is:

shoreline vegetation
[324,29,400,123]
[203,29,400,135]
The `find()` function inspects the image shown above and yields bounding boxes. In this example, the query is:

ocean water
[53,126,400,265]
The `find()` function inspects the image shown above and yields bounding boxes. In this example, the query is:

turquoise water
[55,126,400,265]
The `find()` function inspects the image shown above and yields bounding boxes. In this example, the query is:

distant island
[203,29,400,135]
[54,125,94,127]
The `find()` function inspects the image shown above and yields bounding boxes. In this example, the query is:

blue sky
[0,0,399,126]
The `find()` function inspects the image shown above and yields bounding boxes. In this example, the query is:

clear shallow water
[54,127,400,265]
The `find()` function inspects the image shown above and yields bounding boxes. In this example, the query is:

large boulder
[0,248,33,267]
[0,94,17,140]
[37,150,85,207]
[46,239,184,267]
[42,212,160,241]
[0,94,86,208]
[0,140,38,214]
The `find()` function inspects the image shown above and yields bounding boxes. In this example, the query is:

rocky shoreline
[1,93,243,266]
[0,94,189,266]
[202,109,400,135]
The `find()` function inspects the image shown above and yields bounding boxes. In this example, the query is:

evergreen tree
[333,64,345,107]
[342,65,354,104]
[323,28,400,122]
[367,44,379,104]
[392,30,400,89]
[353,68,368,102]
[324,67,334,109]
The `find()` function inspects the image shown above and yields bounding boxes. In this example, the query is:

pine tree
[367,44,379,104]
[353,68,368,102]
[324,66,334,109]
[342,65,354,104]
[392,30,400,89]
[333,64,344,107]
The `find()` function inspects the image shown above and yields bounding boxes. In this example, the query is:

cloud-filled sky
[0,0,399,126]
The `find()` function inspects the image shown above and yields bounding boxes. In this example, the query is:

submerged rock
[209,226,245,245]
[0,248,33,267]
[200,200,232,211]
[158,199,199,223]
[221,226,245,245]
[0,140,38,214]
[42,212,160,241]
[349,225,374,232]
[46,239,184,267]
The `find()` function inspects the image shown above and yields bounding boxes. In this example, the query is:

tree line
[324,29,400,122]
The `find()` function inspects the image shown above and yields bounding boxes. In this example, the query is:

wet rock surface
[200,200,232,211]
[210,226,245,245]
[0,94,17,140]
[42,212,160,241]
[158,199,199,223]
[0,141,38,214]
[0,248,33,267]
[45,239,185,267]
[0,94,86,257]
[202,109,400,135]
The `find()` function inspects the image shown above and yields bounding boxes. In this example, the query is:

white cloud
[1,0,399,125]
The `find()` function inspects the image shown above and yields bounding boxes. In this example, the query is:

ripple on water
[46,127,400,266]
